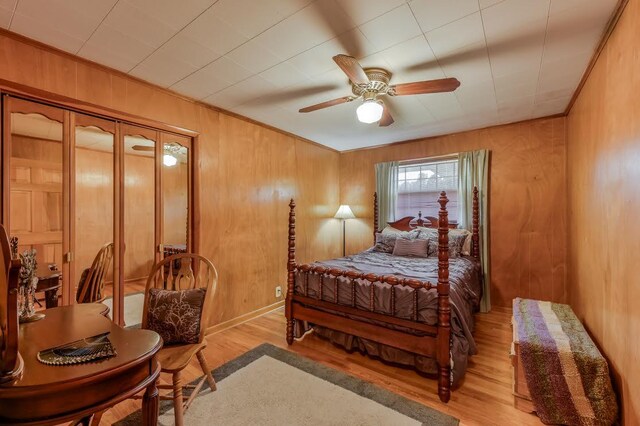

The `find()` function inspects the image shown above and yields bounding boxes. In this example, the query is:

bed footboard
[285,192,453,402]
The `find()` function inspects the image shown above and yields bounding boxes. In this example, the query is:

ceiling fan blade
[333,55,370,85]
[390,78,461,96]
[379,103,394,127]
[299,96,355,113]
[131,145,155,151]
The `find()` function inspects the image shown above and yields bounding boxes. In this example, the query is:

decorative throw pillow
[427,233,467,258]
[374,229,420,253]
[450,229,472,255]
[392,238,429,258]
[146,288,206,345]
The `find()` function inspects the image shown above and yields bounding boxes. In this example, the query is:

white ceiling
[0,0,619,151]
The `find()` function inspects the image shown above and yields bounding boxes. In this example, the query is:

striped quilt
[513,298,617,425]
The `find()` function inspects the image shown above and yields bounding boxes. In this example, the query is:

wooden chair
[141,253,218,426]
[75,243,114,304]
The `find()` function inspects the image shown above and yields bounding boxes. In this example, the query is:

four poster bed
[285,188,482,403]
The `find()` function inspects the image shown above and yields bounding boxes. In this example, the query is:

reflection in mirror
[123,133,156,326]
[74,123,114,306]
[162,138,189,258]
[9,112,63,311]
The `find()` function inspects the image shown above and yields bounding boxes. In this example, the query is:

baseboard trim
[206,300,285,336]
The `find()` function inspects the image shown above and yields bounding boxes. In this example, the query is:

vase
[19,276,44,323]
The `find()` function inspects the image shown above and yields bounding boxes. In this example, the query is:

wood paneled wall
[339,117,567,308]
[566,0,639,423]
[0,31,341,326]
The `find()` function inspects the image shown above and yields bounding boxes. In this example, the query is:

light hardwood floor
[101,306,542,426]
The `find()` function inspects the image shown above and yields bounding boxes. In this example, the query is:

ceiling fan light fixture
[356,99,383,124]
[163,154,177,167]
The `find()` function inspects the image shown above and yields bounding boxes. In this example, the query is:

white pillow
[381,225,403,235]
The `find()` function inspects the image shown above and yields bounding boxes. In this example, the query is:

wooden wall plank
[566,1,639,423]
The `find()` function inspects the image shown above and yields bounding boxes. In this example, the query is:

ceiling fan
[132,143,183,167]
[299,55,461,127]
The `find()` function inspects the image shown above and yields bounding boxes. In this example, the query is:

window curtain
[458,150,491,312]
[375,161,399,229]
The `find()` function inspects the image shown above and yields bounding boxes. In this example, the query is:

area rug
[116,343,458,426]
[102,292,144,327]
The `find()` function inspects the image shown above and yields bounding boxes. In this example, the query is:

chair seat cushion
[146,288,206,345]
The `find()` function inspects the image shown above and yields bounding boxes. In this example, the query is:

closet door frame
[1,88,200,324]
[2,96,72,304]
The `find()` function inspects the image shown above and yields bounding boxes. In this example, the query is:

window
[396,157,459,221]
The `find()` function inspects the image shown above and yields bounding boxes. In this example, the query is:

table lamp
[334,205,355,257]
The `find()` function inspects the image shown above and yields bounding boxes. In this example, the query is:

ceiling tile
[385,96,436,127]
[410,0,479,33]
[78,24,156,72]
[98,1,179,50]
[538,52,590,93]
[259,1,355,60]
[494,70,539,100]
[204,75,278,110]
[479,0,506,8]
[0,9,10,29]
[170,56,253,99]
[418,92,464,121]
[542,1,614,63]
[482,0,549,77]
[359,4,423,51]
[337,0,406,26]
[426,12,485,56]
[0,0,15,29]
[226,37,284,73]
[259,62,310,89]
[438,41,493,86]
[378,36,445,82]
[549,0,618,17]
[139,32,222,74]
[212,0,313,39]
[11,0,117,52]
[535,87,573,104]
[129,49,198,88]
[286,28,377,77]
[179,9,250,58]
[532,96,570,117]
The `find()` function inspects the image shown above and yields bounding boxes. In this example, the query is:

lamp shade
[334,205,355,220]
[356,100,383,124]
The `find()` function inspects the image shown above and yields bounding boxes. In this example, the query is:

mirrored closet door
[3,97,69,305]
[2,95,195,326]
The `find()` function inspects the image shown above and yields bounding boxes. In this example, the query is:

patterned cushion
[146,288,206,345]
[427,233,467,258]
[373,229,420,253]
[392,238,429,257]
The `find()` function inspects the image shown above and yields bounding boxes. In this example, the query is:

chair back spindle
[76,243,114,304]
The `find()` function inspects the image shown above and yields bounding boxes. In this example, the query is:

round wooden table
[0,303,162,425]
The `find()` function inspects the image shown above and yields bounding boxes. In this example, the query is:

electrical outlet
[275,286,282,298]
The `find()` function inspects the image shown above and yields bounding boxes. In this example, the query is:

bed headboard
[373,187,481,260]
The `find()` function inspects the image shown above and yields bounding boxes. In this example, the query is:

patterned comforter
[293,249,481,386]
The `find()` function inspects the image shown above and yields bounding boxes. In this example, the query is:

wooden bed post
[472,186,480,260]
[285,199,296,345]
[373,192,379,244]
[437,191,451,403]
